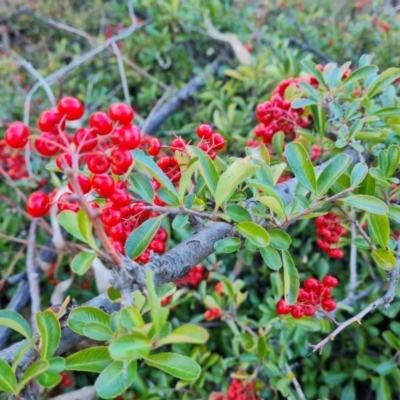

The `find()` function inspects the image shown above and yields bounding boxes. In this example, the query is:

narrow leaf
[317,154,352,196]
[342,65,378,87]
[342,195,388,215]
[157,324,209,346]
[369,214,390,249]
[282,250,299,305]
[17,360,49,393]
[36,311,61,360]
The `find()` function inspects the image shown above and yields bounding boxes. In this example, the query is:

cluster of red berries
[372,17,390,34]
[315,212,346,259]
[175,265,208,287]
[0,139,28,180]
[253,76,312,145]
[204,307,221,321]
[276,275,339,318]
[59,372,71,387]
[213,379,259,400]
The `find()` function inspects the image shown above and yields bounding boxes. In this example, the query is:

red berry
[5,122,30,149]
[34,132,60,156]
[204,310,213,321]
[138,251,150,264]
[297,288,310,303]
[89,111,113,135]
[149,240,166,254]
[196,124,213,139]
[317,239,331,252]
[113,125,141,150]
[108,103,134,125]
[291,305,304,319]
[57,96,84,120]
[148,138,162,156]
[57,192,80,212]
[303,305,315,317]
[211,133,225,150]
[26,191,50,218]
[170,137,187,152]
[215,282,224,295]
[211,307,221,318]
[322,275,339,288]
[303,278,320,292]
[109,188,131,207]
[87,152,111,174]
[73,128,98,152]
[157,156,171,170]
[92,174,115,197]
[276,299,291,315]
[321,297,336,312]
[55,153,73,170]
[314,216,326,227]
[329,249,344,259]
[155,227,168,242]
[38,110,65,133]
[100,206,122,226]
[67,174,91,194]
[110,147,133,171]
[111,239,125,255]
[109,223,126,242]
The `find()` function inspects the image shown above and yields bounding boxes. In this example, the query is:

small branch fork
[309,237,400,355]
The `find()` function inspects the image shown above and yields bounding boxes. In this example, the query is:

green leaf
[351,163,368,187]
[157,324,209,346]
[214,157,258,211]
[71,251,97,275]
[189,146,219,196]
[371,249,397,271]
[178,159,198,200]
[214,237,241,253]
[376,376,392,400]
[129,173,154,204]
[387,145,400,178]
[301,60,326,87]
[310,104,326,138]
[146,270,168,335]
[388,205,400,223]
[143,353,201,380]
[132,149,177,193]
[342,195,388,215]
[281,250,299,305]
[0,358,17,394]
[285,142,317,192]
[342,65,378,87]
[268,229,291,250]
[57,211,86,242]
[172,213,189,230]
[0,310,32,339]
[260,246,282,270]
[272,131,284,157]
[77,209,98,250]
[285,316,320,331]
[382,331,400,351]
[125,217,162,259]
[236,222,270,247]
[317,154,352,196]
[83,322,114,341]
[120,306,145,330]
[17,360,49,393]
[36,310,61,360]
[375,360,397,375]
[94,360,137,399]
[368,68,400,99]
[225,204,252,222]
[157,188,180,206]
[36,358,66,388]
[67,306,111,335]
[368,214,390,249]
[65,347,112,372]
[291,98,317,108]
[255,195,286,220]
[370,107,400,117]
[109,333,151,360]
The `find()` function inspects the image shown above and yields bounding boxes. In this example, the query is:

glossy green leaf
[71,251,97,275]
[342,65,378,87]
[0,310,32,339]
[94,360,137,399]
[214,156,258,211]
[214,237,241,253]
[132,149,177,193]
[342,195,388,215]
[371,249,397,271]
[371,107,400,117]
[310,104,327,138]
[282,250,299,305]
[83,322,114,341]
[285,142,316,192]
[382,331,400,351]
[146,270,168,335]
[65,347,112,372]
[0,358,17,394]
[368,67,400,99]
[57,211,86,242]
[157,324,209,346]
[255,195,286,220]
[156,188,180,206]
[143,353,201,380]
[189,146,219,196]
[291,98,317,108]
[36,310,60,360]
[285,316,320,331]
[260,246,282,270]
[351,163,368,187]
[236,222,270,247]
[178,159,198,200]
[17,360,49,393]
[225,204,252,222]
[268,229,291,250]
[77,209,98,250]
[301,60,326,87]
[129,173,154,204]
[387,145,400,178]
[317,154,352,196]
[121,306,145,330]
[109,333,151,360]
[368,214,390,249]
[36,358,66,388]
[376,376,392,400]
[388,205,400,223]
[125,217,162,259]
[67,306,111,335]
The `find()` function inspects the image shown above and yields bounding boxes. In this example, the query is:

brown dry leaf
[204,17,252,65]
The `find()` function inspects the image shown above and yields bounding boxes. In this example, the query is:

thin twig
[349,207,358,297]
[110,41,131,106]
[285,364,306,400]
[0,246,25,291]
[26,220,40,334]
